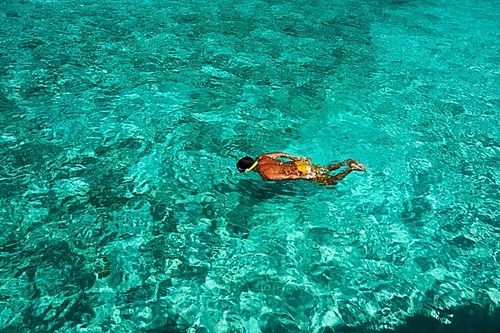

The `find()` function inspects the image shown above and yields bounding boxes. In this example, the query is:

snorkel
[245,160,259,172]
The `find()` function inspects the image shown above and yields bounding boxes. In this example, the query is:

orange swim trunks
[294,160,329,183]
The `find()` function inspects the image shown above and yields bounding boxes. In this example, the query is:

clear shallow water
[1,0,499,332]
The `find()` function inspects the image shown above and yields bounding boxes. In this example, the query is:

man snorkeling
[236,152,365,185]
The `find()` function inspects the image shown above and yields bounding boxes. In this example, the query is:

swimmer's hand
[262,153,311,162]
[292,156,311,162]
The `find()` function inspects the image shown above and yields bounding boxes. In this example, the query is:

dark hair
[236,156,255,173]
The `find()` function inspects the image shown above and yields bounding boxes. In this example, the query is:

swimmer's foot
[349,160,366,172]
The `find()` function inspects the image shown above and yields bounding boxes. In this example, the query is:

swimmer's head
[237,156,256,173]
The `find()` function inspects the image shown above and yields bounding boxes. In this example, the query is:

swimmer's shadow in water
[232,179,323,200]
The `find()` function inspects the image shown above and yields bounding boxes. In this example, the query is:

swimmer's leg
[326,161,348,171]
[326,159,364,171]
[326,168,354,185]
[326,160,365,185]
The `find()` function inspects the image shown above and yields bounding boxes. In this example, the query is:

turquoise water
[1,0,500,331]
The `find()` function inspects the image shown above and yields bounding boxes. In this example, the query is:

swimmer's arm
[260,152,309,161]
